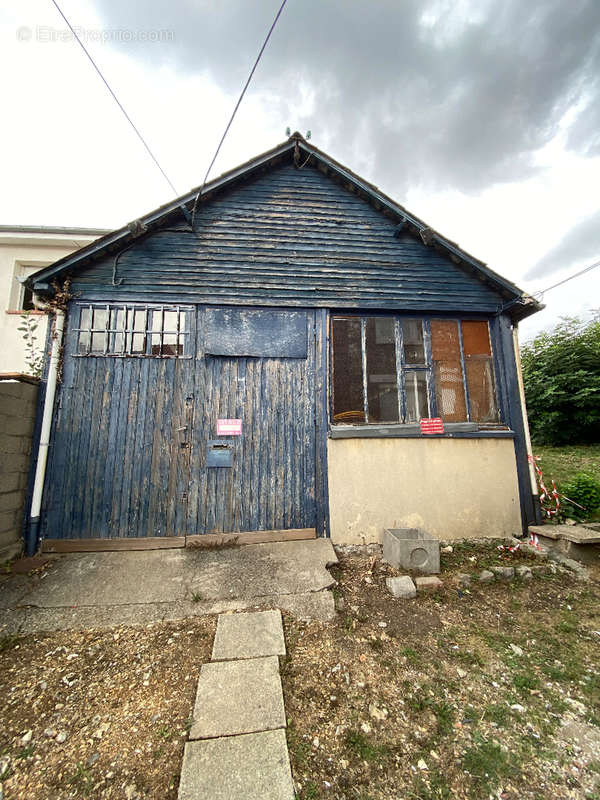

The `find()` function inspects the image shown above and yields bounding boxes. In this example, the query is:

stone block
[415,576,443,593]
[178,730,294,800]
[385,575,416,599]
[0,509,19,534]
[212,610,285,661]
[0,433,22,455]
[455,573,472,587]
[516,566,533,580]
[492,566,515,580]
[189,656,285,740]
[479,570,495,583]
[0,453,30,476]
[0,492,23,513]
[383,528,440,574]
[0,472,21,494]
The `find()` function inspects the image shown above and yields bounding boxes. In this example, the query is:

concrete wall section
[327,437,522,544]
[0,379,39,560]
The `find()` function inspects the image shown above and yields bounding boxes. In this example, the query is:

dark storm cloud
[527,209,600,279]
[93,0,600,194]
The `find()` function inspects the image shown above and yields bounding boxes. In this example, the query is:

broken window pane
[430,320,467,422]
[461,321,499,423]
[366,317,399,423]
[402,319,425,365]
[331,317,364,423]
[404,370,429,422]
[77,306,92,354]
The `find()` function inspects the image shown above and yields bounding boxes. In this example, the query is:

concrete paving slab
[212,610,285,661]
[178,729,294,800]
[0,590,336,634]
[19,538,338,608]
[189,655,285,740]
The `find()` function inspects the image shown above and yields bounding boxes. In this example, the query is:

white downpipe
[512,325,538,496]
[30,309,65,524]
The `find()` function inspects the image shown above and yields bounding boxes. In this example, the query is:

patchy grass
[533,444,600,492]
[282,547,600,800]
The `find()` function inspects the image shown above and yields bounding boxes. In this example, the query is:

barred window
[75,304,191,357]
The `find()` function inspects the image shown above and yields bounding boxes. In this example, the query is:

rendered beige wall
[0,232,102,374]
[327,437,522,544]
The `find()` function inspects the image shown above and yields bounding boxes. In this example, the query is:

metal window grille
[74,304,192,358]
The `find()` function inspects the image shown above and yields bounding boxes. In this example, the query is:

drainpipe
[512,325,540,516]
[27,309,65,555]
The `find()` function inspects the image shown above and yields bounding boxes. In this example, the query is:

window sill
[5,309,47,315]
[329,423,515,439]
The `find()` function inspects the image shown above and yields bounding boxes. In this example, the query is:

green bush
[521,315,600,445]
[561,472,600,520]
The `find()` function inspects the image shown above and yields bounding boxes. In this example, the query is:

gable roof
[27,133,541,321]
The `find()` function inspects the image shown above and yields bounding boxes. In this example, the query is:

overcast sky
[2,0,599,341]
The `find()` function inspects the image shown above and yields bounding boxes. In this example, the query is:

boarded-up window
[331,317,364,422]
[366,317,399,423]
[461,320,499,423]
[430,320,467,423]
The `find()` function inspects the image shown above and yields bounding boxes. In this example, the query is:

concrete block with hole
[383,528,440,574]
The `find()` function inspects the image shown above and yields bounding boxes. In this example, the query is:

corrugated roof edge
[24,134,542,322]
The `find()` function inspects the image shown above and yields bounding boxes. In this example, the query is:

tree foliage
[521,314,600,445]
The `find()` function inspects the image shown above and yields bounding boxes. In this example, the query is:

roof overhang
[25,134,542,322]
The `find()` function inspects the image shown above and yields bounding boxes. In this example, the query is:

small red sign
[420,417,444,435]
[217,419,242,436]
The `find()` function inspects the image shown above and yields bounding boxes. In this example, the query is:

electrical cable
[531,258,600,299]
[190,0,289,229]
[49,0,179,196]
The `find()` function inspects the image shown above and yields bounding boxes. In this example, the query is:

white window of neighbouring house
[74,304,192,357]
[331,316,500,425]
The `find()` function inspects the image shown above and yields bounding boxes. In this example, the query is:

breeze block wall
[0,377,39,561]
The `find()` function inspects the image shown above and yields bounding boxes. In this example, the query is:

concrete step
[529,524,600,566]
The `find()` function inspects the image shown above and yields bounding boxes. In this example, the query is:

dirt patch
[281,548,600,800]
[0,617,215,799]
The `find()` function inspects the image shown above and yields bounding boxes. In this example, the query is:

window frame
[72,302,193,359]
[330,313,501,428]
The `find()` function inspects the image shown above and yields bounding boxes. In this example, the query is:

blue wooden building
[26,133,542,553]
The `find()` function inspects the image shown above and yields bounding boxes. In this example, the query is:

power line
[190,0,289,228]
[532,257,600,299]
[49,0,179,196]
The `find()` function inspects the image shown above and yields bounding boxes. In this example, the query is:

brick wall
[0,378,39,561]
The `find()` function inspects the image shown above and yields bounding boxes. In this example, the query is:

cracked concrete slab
[0,539,338,633]
[212,609,285,661]
[189,656,285,740]
[179,730,294,800]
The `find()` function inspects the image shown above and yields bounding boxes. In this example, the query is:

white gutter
[27,309,65,554]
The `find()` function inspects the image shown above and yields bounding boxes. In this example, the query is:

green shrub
[561,472,600,520]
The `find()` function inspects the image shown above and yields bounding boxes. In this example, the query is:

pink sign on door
[217,418,242,436]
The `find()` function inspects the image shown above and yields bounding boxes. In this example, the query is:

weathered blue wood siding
[70,163,504,313]
[41,305,322,539]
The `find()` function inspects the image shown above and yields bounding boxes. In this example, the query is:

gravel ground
[0,616,215,799]
[281,543,600,800]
